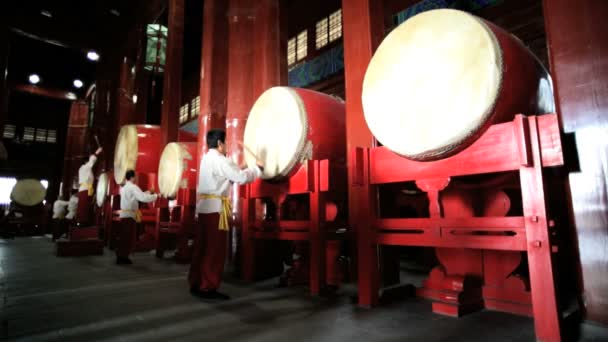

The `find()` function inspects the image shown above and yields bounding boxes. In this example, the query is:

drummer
[51,196,69,240]
[65,190,79,221]
[75,147,103,226]
[116,170,158,265]
[189,129,264,301]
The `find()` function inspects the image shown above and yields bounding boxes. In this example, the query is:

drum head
[114,125,138,184]
[96,173,109,207]
[244,87,308,179]
[362,9,502,160]
[158,143,192,197]
[11,179,46,206]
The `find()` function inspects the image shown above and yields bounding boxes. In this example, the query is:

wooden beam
[11,83,78,101]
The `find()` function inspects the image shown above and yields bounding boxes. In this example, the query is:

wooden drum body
[243,87,346,180]
[113,125,162,184]
[362,9,554,161]
[158,142,198,198]
[11,179,46,207]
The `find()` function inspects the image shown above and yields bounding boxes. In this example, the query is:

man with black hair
[189,129,264,300]
[117,169,158,265]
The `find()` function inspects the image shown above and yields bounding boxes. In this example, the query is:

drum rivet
[533,241,541,247]
[531,216,539,222]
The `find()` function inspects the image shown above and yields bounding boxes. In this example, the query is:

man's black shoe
[116,257,133,265]
[198,290,230,301]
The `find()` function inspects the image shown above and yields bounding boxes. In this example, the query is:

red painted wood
[342,0,385,308]
[543,0,608,324]
[12,83,79,101]
[369,114,563,184]
[0,24,7,133]
[356,115,564,340]
[160,0,184,148]
[519,117,562,341]
[61,101,89,198]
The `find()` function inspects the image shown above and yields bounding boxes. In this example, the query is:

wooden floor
[1,237,606,341]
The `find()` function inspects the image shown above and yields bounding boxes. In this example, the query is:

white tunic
[119,180,158,219]
[52,200,69,219]
[196,149,262,214]
[65,195,78,220]
[78,155,97,192]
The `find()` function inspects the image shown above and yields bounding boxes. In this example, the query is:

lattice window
[287,38,296,66]
[35,128,47,142]
[296,30,308,61]
[23,127,35,142]
[190,96,200,119]
[46,130,57,143]
[2,124,15,139]
[316,18,329,49]
[179,104,189,124]
[329,9,342,42]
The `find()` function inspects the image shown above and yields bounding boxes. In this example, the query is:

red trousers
[188,213,226,291]
[76,190,91,225]
[116,218,137,258]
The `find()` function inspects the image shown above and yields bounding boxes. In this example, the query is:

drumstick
[240,143,261,161]
[94,135,101,149]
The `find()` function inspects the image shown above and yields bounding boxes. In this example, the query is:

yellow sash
[198,194,231,231]
[80,183,94,196]
[122,210,143,223]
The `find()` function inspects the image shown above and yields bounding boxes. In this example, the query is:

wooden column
[160,0,185,147]
[342,0,386,307]
[0,22,8,138]
[61,101,89,198]
[197,0,229,160]
[116,57,137,129]
[543,0,608,325]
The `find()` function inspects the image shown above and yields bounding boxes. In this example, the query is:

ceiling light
[41,10,52,18]
[110,9,120,16]
[66,92,77,100]
[73,79,84,88]
[87,51,100,61]
[28,74,40,85]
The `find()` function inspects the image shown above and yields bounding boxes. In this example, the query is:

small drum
[243,87,346,180]
[113,125,161,184]
[158,142,197,198]
[362,9,554,161]
[11,179,46,206]
[96,173,109,207]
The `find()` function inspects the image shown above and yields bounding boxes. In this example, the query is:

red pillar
[197,0,229,160]
[160,0,185,147]
[543,0,608,325]
[0,22,8,154]
[342,0,386,307]
[61,101,89,198]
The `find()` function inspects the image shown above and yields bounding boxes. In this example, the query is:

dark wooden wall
[543,0,608,325]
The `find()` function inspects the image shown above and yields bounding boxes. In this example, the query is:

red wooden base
[354,114,564,342]
[242,160,347,295]
[68,226,99,241]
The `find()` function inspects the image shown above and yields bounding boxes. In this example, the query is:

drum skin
[113,125,161,184]
[244,87,346,180]
[362,9,554,161]
[157,142,198,198]
[11,179,46,207]
[96,173,109,207]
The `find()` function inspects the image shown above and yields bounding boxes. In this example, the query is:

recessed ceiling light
[28,74,40,85]
[110,9,120,16]
[73,79,84,88]
[87,51,100,61]
[41,10,52,18]
[66,92,77,100]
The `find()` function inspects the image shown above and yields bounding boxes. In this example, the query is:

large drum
[113,125,161,184]
[96,173,109,207]
[11,179,46,206]
[362,9,554,161]
[243,87,346,180]
[158,142,197,198]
